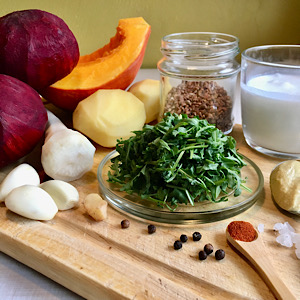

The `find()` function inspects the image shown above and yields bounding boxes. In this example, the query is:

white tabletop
[0,69,242,299]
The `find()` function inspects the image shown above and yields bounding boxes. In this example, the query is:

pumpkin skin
[41,17,151,111]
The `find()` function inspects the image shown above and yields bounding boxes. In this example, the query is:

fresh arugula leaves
[108,113,248,210]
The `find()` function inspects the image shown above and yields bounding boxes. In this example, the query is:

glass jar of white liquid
[241,45,300,159]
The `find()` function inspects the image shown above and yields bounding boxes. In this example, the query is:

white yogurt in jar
[241,73,300,154]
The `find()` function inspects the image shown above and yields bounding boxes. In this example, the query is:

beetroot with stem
[0,74,48,168]
[0,9,79,91]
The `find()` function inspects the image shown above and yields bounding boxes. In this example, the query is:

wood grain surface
[0,108,299,300]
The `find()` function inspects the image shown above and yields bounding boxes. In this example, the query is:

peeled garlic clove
[40,180,79,210]
[0,163,40,202]
[5,185,58,220]
[83,193,107,221]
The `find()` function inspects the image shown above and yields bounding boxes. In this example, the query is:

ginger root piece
[84,193,108,221]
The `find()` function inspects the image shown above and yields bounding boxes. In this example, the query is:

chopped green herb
[108,113,249,210]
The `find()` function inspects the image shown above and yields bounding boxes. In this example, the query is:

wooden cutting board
[0,110,299,300]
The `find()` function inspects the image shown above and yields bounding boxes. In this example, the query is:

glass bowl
[97,150,264,224]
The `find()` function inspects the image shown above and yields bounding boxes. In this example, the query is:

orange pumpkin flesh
[41,17,151,111]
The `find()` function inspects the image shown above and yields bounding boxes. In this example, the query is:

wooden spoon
[226,228,296,300]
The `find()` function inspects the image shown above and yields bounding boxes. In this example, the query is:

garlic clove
[83,193,107,221]
[5,185,58,220]
[0,163,40,202]
[40,180,79,210]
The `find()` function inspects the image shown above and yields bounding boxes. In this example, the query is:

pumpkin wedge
[41,17,151,111]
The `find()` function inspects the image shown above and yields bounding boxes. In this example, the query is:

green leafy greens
[108,113,249,210]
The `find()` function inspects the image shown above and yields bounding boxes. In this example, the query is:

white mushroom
[41,110,96,182]
[0,163,40,202]
[40,180,79,210]
[5,185,58,220]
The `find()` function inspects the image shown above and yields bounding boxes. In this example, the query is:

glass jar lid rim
[242,45,300,69]
[162,32,239,47]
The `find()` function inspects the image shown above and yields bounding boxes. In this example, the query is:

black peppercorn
[174,240,182,250]
[121,219,130,229]
[204,243,214,255]
[180,234,188,243]
[198,250,207,260]
[192,232,202,241]
[148,224,156,234]
[215,249,225,260]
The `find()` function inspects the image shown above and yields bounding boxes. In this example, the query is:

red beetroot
[0,9,79,91]
[0,74,48,168]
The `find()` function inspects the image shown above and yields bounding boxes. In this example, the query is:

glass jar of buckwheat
[157,32,240,134]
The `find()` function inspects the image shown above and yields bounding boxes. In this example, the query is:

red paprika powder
[227,221,257,242]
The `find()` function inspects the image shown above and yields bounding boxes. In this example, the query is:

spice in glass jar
[157,32,240,134]
[164,81,232,132]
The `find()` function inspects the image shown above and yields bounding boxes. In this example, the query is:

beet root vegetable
[0,9,79,91]
[41,111,96,182]
[0,74,48,168]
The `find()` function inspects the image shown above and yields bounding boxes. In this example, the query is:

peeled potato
[270,160,300,213]
[129,79,160,123]
[73,89,146,147]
